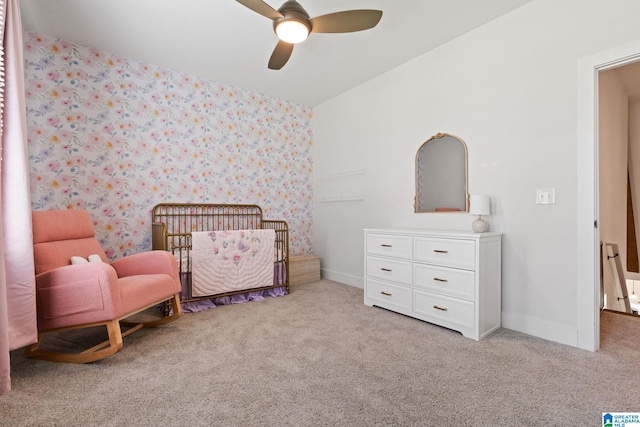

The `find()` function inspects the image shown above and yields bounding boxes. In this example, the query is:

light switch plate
[536,188,556,205]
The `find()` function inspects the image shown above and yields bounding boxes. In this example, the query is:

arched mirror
[415,132,469,213]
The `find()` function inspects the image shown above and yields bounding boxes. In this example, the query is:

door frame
[577,40,640,351]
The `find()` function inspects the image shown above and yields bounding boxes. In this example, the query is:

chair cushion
[118,274,180,314]
[34,238,107,275]
[32,209,96,244]
[32,210,108,275]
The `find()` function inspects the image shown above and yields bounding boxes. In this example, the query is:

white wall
[312,0,640,348]
[598,69,628,311]
[629,100,640,280]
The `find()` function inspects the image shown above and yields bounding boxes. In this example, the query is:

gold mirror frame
[414,132,469,213]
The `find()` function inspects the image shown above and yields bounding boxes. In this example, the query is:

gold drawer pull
[381,291,392,296]
[433,305,448,312]
[380,244,392,248]
[434,249,448,254]
[380,268,392,272]
[434,277,448,283]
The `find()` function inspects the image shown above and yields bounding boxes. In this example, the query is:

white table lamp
[469,195,490,233]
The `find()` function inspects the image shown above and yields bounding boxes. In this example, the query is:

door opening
[577,41,640,351]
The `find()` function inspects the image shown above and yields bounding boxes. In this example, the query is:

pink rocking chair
[26,209,182,363]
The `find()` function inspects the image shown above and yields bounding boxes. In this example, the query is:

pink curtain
[0,0,36,396]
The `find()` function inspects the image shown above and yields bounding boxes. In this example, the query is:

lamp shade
[469,195,490,216]
[275,20,310,43]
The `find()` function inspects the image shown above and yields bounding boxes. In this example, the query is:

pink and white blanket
[190,229,275,297]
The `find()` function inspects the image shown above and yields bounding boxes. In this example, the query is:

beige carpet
[2,280,639,426]
[601,309,640,354]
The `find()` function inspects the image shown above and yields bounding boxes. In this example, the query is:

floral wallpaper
[24,32,313,260]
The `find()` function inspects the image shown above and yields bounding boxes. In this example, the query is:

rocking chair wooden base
[25,293,182,364]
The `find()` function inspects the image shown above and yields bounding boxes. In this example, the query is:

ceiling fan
[236,0,383,70]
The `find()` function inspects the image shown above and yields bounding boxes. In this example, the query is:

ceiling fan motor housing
[273,1,312,35]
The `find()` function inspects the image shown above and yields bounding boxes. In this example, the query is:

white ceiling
[19,0,533,107]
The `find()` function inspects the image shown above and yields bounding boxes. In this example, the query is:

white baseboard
[501,311,578,348]
[321,269,363,289]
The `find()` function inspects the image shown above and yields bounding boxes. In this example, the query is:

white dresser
[364,228,502,340]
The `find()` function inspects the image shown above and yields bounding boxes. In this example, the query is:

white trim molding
[502,312,578,347]
[577,39,640,351]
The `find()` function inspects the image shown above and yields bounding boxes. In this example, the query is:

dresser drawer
[413,290,475,330]
[366,278,411,311]
[414,264,475,301]
[366,233,412,259]
[413,237,476,270]
[366,256,412,285]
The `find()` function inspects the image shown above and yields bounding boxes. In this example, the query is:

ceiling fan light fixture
[275,19,309,44]
[236,0,383,70]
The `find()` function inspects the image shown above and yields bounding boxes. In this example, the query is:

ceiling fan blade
[310,10,382,34]
[236,0,283,20]
[268,40,294,70]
